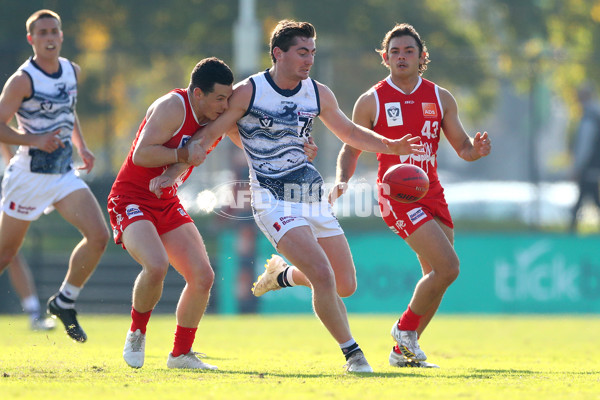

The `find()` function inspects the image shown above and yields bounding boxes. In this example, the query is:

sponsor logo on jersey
[407,207,426,224]
[385,102,403,127]
[40,100,53,111]
[14,204,35,215]
[280,216,297,225]
[422,103,438,118]
[389,225,399,234]
[395,219,406,230]
[9,202,15,210]
[259,115,274,128]
[404,100,415,104]
[177,208,187,217]
[273,222,281,232]
[126,204,143,219]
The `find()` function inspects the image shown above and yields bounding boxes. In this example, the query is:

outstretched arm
[149,81,253,197]
[184,80,253,165]
[317,82,424,156]
[328,91,373,204]
[439,87,491,161]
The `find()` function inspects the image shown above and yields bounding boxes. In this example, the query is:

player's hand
[328,182,348,205]
[304,137,318,162]
[149,174,176,198]
[77,147,95,173]
[472,131,491,158]
[33,129,65,153]
[382,134,425,156]
[185,139,207,166]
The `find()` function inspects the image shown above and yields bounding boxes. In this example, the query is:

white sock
[285,265,298,287]
[59,281,81,300]
[56,281,82,309]
[22,295,40,319]
[339,338,356,349]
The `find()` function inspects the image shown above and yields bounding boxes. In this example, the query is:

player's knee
[337,277,357,298]
[0,251,18,270]
[308,264,336,291]
[188,268,215,293]
[83,225,110,253]
[143,263,169,284]
[94,225,111,250]
[440,259,460,285]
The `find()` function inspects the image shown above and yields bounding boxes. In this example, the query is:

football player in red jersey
[109,57,319,370]
[330,24,491,367]
[108,58,236,370]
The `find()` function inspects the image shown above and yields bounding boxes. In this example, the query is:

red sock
[398,306,422,331]
[171,325,197,357]
[130,307,152,334]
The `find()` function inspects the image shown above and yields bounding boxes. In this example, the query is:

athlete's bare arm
[67,63,95,174]
[147,83,252,197]
[0,71,63,152]
[131,93,189,168]
[316,82,423,156]
[439,87,491,161]
[184,80,253,165]
[328,91,375,204]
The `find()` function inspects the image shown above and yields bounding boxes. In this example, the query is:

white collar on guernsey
[186,90,204,125]
[386,75,422,95]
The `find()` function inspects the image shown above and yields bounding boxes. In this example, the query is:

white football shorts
[1,165,88,221]
[252,188,344,248]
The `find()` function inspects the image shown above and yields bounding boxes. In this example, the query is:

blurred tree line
[0,0,599,177]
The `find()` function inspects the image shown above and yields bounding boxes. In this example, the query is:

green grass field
[1,314,599,400]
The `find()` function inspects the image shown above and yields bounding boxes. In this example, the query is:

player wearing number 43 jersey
[329,23,492,367]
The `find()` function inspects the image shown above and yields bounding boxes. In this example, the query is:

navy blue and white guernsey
[12,57,77,174]
[237,70,323,202]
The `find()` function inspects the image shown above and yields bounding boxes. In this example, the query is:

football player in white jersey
[151,20,424,373]
[0,10,110,342]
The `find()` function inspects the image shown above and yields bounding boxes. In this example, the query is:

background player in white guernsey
[0,9,110,342]
[329,23,491,367]
[152,20,424,373]
[1,143,56,331]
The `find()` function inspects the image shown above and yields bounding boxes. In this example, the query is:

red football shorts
[378,181,453,239]
[107,195,194,248]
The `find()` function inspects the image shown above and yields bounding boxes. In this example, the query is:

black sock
[341,342,360,360]
[276,267,292,287]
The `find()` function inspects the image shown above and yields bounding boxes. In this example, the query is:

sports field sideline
[1,314,598,400]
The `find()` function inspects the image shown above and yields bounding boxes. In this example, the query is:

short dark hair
[189,57,234,93]
[378,23,430,75]
[269,20,316,64]
[26,9,61,35]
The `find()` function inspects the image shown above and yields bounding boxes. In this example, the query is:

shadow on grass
[178,368,600,379]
